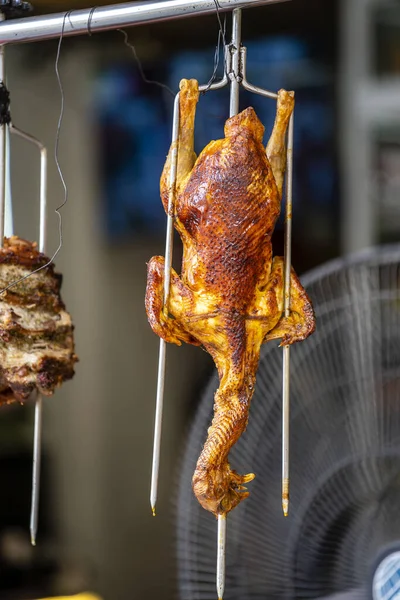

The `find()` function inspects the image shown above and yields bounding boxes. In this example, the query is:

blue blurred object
[372,549,400,600]
[93,35,335,240]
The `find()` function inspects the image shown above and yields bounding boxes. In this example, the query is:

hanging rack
[149,6,294,598]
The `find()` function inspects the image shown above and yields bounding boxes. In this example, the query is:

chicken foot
[192,364,257,516]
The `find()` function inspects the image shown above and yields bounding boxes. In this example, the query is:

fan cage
[175,244,400,600]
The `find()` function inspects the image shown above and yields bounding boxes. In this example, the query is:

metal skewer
[241,42,294,518]
[5,127,12,236]
[0,27,6,244]
[150,92,180,517]
[282,113,293,517]
[9,124,48,544]
[217,513,227,600]
[229,7,241,117]
[216,8,242,599]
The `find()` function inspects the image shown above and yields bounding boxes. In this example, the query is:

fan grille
[176,245,400,600]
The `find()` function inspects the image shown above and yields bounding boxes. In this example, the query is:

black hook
[0,83,10,125]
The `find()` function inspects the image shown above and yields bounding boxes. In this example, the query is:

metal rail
[0,0,289,45]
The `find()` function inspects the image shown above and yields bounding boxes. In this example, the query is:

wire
[87,6,97,35]
[119,0,226,98]
[117,29,174,97]
[213,0,227,45]
[51,10,70,259]
[203,20,226,92]
[0,11,70,296]
[202,0,227,93]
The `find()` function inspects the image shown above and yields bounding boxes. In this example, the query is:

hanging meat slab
[0,236,78,406]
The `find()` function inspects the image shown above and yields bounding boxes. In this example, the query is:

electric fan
[176,244,400,600]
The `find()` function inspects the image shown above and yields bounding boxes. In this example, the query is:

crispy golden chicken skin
[146,79,315,517]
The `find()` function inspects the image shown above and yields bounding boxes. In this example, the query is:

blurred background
[0,0,399,598]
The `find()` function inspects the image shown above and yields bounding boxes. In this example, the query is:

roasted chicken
[146,79,315,517]
[0,236,77,405]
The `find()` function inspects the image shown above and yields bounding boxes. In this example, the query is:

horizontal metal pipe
[0,0,289,45]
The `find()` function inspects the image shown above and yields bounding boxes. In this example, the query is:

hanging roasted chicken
[145,79,315,517]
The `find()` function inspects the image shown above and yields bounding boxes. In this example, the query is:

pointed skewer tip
[31,535,36,546]
[152,506,156,517]
[282,499,289,517]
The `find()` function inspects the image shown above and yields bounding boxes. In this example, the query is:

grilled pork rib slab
[0,236,77,405]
